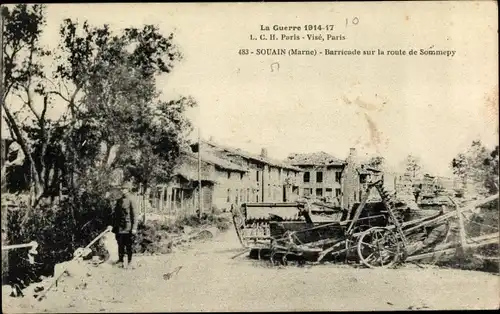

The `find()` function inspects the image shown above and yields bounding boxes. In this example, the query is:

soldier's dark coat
[113,193,139,234]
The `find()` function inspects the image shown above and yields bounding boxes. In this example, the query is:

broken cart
[232,180,499,268]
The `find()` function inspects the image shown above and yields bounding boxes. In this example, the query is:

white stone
[101,231,119,263]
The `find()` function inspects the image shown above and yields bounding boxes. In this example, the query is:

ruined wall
[212,168,249,210]
[263,165,292,202]
[176,156,214,181]
[297,165,343,201]
[205,147,301,204]
[341,149,361,209]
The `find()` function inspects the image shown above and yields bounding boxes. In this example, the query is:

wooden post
[142,187,147,224]
[137,183,142,216]
[159,186,164,214]
[453,202,468,250]
[197,127,202,218]
[180,189,184,214]
[167,187,171,217]
[152,187,156,214]
[173,188,177,213]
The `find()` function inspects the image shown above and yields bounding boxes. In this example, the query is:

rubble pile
[232,181,499,271]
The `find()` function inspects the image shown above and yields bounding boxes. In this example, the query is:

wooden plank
[466,232,499,244]
[231,249,251,259]
[406,232,499,262]
[169,187,172,215]
[473,254,499,261]
[466,237,498,249]
[173,188,177,213]
[346,185,373,234]
[461,194,499,212]
[406,248,456,262]
[160,187,165,213]
[464,233,499,250]
[180,189,184,211]
[454,203,467,249]
[401,194,498,234]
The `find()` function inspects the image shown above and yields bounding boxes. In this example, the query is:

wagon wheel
[270,249,285,266]
[270,250,281,266]
[282,254,288,266]
[357,227,401,268]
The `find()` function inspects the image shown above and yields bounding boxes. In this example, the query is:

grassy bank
[134,213,231,254]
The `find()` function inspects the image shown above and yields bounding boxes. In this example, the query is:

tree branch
[23,85,42,122]
[69,85,82,116]
[46,90,70,103]
[2,116,18,141]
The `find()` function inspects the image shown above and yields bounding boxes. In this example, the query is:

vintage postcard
[1,1,499,312]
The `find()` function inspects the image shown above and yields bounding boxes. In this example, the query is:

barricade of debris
[231,180,499,271]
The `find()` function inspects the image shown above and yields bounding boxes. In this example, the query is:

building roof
[182,151,248,172]
[200,140,302,171]
[174,171,215,182]
[286,151,346,167]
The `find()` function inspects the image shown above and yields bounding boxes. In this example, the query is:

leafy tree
[52,19,194,193]
[367,155,385,170]
[403,154,422,180]
[3,4,195,202]
[2,4,196,288]
[451,152,468,188]
[452,140,499,196]
[2,4,53,202]
[483,145,499,194]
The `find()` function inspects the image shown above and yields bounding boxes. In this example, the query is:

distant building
[340,148,382,208]
[196,140,302,207]
[146,149,249,215]
[146,140,303,215]
[286,148,381,209]
[286,151,345,204]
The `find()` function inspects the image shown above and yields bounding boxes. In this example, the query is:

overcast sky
[3,2,498,176]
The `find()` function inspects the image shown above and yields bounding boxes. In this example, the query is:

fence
[133,184,202,223]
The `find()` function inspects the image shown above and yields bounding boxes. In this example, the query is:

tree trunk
[2,103,45,205]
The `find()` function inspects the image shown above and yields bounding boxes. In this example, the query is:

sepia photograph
[1,1,499,312]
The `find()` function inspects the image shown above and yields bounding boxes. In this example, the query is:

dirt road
[3,227,499,312]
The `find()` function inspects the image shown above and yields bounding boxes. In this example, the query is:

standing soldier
[413,183,423,203]
[113,181,139,269]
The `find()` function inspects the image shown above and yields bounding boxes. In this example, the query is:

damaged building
[286,148,382,209]
[286,151,345,204]
[146,139,303,215]
[192,140,303,208]
[147,150,249,215]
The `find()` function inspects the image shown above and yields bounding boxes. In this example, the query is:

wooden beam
[406,248,456,262]
[173,188,177,213]
[346,183,375,235]
[466,237,498,249]
[405,232,499,262]
[465,232,499,246]
[461,194,498,212]
[455,203,468,249]
[231,248,251,259]
[180,189,184,214]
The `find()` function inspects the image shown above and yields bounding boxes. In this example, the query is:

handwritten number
[346,17,359,27]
